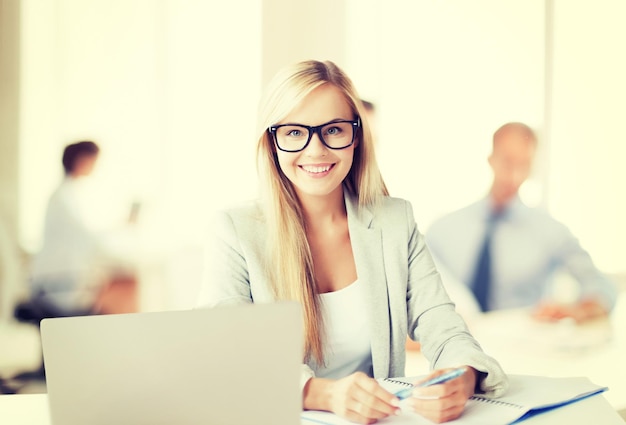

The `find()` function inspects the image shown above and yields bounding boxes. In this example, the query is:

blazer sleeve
[196,209,253,308]
[403,201,509,397]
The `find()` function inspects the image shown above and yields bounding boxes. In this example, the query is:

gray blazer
[198,192,508,397]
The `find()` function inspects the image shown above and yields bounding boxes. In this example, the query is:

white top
[312,279,373,379]
[30,177,133,311]
[32,178,101,276]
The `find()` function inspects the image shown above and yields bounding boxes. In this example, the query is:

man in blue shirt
[426,122,616,322]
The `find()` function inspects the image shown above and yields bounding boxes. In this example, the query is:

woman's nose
[304,131,328,156]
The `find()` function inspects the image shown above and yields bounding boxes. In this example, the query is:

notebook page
[477,375,606,410]
[301,401,522,425]
[301,375,607,425]
[301,376,515,425]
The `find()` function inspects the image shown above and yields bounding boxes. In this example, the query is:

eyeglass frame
[268,117,361,153]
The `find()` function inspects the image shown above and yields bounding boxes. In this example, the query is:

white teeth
[302,165,331,173]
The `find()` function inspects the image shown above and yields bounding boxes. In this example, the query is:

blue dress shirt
[425,196,617,311]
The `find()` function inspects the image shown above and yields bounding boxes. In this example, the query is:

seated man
[426,122,616,323]
[18,141,138,324]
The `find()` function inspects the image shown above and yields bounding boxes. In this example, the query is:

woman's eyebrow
[277,118,353,126]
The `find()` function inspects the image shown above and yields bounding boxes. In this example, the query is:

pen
[394,367,467,400]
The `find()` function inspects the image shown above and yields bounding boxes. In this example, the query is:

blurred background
[1,0,625,401]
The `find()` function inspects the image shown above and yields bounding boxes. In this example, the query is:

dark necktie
[470,212,500,312]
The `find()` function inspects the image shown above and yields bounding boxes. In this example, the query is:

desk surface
[406,292,626,412]
[0,392,623,425]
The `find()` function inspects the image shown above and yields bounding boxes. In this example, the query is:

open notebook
[301,374,607,425]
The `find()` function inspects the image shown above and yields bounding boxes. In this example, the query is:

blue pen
[394,367,467,400]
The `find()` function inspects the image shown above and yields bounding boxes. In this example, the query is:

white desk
[0,394,50,425]
[0,392,623,424]
[406,292,626,412]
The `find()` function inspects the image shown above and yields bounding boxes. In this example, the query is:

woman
[198,60,508,424]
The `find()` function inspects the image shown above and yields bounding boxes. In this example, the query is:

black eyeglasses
[268,118,360,153]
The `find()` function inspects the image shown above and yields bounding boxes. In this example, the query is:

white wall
[548,0,626,273]
[262,0,347,86]
[20,0,262,251]
[345,1,624,275]
[352,1,546,228]
[15,0,626,313]
[19,0,262,310]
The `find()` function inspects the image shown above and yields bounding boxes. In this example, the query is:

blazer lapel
[345,193,391,378]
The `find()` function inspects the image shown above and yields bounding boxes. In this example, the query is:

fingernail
[391,397,400,407]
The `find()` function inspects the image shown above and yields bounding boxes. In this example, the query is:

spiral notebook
[301,374,607,425]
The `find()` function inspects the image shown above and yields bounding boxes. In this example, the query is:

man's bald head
[488,122,538,209]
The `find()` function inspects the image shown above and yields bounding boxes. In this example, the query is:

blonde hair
[256,60,388,363]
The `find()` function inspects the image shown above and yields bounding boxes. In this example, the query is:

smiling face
[273,83,357,203]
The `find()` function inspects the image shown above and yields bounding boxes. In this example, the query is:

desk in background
[407,292,626,412]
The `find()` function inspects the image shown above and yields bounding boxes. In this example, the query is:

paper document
[301,374,607,425]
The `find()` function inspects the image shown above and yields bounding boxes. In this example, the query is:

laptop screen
[41,302,302,425]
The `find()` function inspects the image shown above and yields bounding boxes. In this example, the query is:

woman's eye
[325,126,341,135]
[286,129,302,137]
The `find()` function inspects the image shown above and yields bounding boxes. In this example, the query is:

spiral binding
[382,378,413,388]
[384,379,524,410]
[470,396,524,409]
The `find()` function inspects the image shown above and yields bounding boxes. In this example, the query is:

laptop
[40,302,302,425]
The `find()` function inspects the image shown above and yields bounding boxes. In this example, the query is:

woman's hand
[407,366,478,423]
[303,372,400,424]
